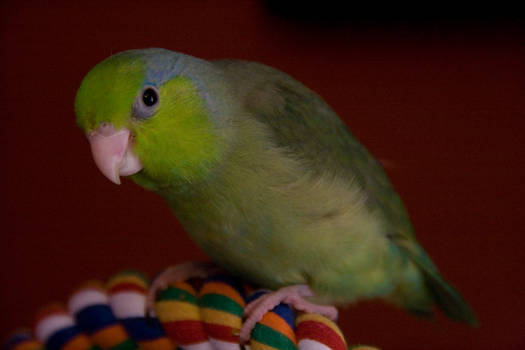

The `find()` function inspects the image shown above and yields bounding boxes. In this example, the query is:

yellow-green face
[75,53,145,132]
[75,52,221,188]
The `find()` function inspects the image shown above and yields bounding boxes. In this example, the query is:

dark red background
[2,1,524,348]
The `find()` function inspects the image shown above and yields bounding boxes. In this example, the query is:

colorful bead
[107,271,174,350]
[155,280,212,350]
[33,304,95,350]
[68,282,136,349]
[6,266,380,350]
[198,275,246,350]
[295,313,346,350]
[248,291,297,350]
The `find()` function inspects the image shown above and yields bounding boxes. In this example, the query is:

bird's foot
[146,261,220,316]
[240,284,338,343]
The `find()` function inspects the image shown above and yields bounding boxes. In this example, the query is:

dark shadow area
[263,0,525,29]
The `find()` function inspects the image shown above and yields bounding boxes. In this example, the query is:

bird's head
[75,49,231,189]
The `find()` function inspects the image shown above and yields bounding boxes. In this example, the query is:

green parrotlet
[75,48,477,339]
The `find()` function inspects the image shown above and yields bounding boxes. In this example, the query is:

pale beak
[87,122,143,184]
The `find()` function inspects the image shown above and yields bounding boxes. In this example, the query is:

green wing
[215,60,477,325]
[216,59,414,241]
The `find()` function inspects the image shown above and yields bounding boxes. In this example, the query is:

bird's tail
[417,258,478,326]
[396,242,478,326]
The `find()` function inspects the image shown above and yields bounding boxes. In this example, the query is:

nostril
[97,122,116,136]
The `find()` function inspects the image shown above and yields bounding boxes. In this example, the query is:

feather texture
[75,49,476,325]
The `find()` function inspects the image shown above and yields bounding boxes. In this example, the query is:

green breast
[158,117,403,302]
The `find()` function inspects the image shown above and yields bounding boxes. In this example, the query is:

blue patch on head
[136,49,210,101]
[142,49,185,86]
[118,48,233,129]
[107,48,183,88]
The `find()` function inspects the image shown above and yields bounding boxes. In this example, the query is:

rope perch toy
[3,266,379,350]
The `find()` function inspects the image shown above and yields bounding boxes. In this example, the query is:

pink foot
[240,284,338,343]
[146,261,219,316]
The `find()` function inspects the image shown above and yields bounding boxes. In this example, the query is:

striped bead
[295,314,346,350]
[198,275,246,350]
[107,271,174,350]
[68,282,136,350]
[3,329,42,350]
[155,281,212,350]
[248,291,297,350]
[34,304,94,350]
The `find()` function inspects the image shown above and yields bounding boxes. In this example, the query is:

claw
[240,284,338,343]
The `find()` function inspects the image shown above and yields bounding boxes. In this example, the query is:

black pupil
[142,88,158,107]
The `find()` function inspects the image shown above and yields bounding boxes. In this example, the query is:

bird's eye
[142,88,158,107]
[133,86,160,119]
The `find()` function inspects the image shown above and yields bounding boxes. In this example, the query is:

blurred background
[2,0,524,348]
